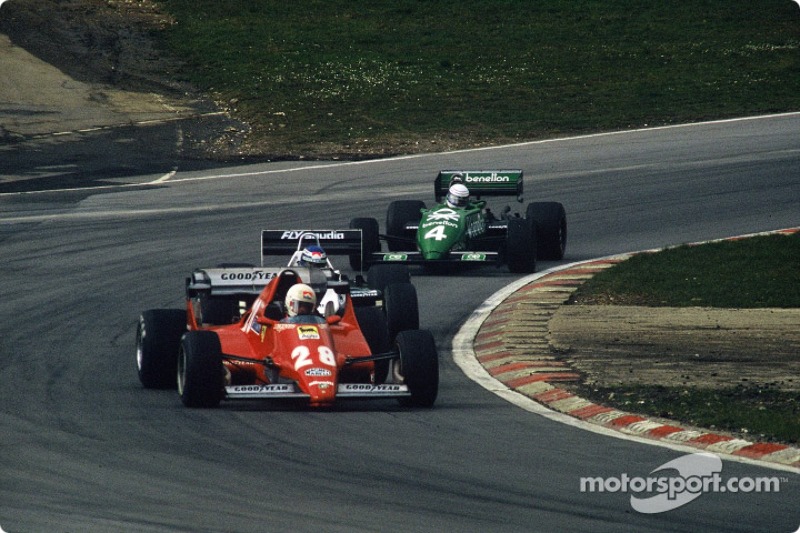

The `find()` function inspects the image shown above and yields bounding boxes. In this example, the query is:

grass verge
[581,384,800,444]
[153,0,800,158]
[570,232,800,308]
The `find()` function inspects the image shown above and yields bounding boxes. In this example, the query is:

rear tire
[506,217,537,273]
[396,330,439,407]
[136,309,186,389]
[199,295,241,325]
[386,200,425,251]
[178,331,224,408]
[526,202,567,260]
[349,217,380,271]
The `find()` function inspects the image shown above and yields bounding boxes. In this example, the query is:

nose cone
[308,379,336,407]
[422,250,448,260]
[417,226,454,260]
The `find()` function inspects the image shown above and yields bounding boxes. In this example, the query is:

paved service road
[1,112,798,532]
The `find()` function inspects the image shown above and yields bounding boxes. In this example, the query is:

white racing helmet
[446,183,470,208]
[285,283,317,317]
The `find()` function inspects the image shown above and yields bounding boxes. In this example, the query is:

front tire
[349,217,380,271]
[354,306,391,383]
[136,309,186,389]
[383,282,419,342]
[526,202,567,260]
[396,330,438,407]
[386,200,425,251]
[178,331,224,408]
[506,217,537,273]
[366,263,411,292]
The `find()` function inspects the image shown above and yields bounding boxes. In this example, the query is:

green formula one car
[348,170,567,273]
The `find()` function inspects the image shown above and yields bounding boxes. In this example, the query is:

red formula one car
[136,230,438,408]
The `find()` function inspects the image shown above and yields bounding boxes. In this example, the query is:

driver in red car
[282,283,325,324]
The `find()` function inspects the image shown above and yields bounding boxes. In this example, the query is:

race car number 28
[292,345,336,370]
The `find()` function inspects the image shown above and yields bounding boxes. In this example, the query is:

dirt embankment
[548,305,800,392]
[0,0,245,157]
[1,0,186,97]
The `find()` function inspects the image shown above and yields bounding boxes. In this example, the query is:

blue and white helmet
[300,245,327,267]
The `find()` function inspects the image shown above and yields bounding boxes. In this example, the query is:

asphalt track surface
[1,113,799,532]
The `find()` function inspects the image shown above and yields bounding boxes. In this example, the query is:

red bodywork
[186,271,375,407]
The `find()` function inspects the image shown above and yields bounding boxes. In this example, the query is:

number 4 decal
[424,225,447,241]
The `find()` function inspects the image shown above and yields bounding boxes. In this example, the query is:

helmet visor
[296,301,314,315]
[446,190,469,208]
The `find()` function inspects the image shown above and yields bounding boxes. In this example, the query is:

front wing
[368,250,500,265]
[373,220,507,265]
[225,383,411,400]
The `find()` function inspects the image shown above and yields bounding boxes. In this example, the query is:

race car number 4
[424,225,448,241]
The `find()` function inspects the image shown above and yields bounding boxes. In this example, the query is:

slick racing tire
[200,295,243,326]
[526,202,567,260]
[349,217,380,271]
[386,200,425,251]
[383,282,419,342]
[354,306,391,384]
[366,263,410,292]
[178,331,224,408]
[136,309,186,389]
[396,330,439,408]
[506,217,537,273]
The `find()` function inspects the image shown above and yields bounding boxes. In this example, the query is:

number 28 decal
[291,345,336,370]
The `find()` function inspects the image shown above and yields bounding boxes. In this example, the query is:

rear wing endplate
[435,170,523,202]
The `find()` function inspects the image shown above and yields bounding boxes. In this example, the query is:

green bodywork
[416,201,488,260]
[370,170,539,268]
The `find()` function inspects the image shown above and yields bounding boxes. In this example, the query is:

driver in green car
[445,174,471,208]
[446,173,501,220]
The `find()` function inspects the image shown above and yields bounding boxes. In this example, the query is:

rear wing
[261,229,364,266]
[435,170,523,202]
[186,267,283,296]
